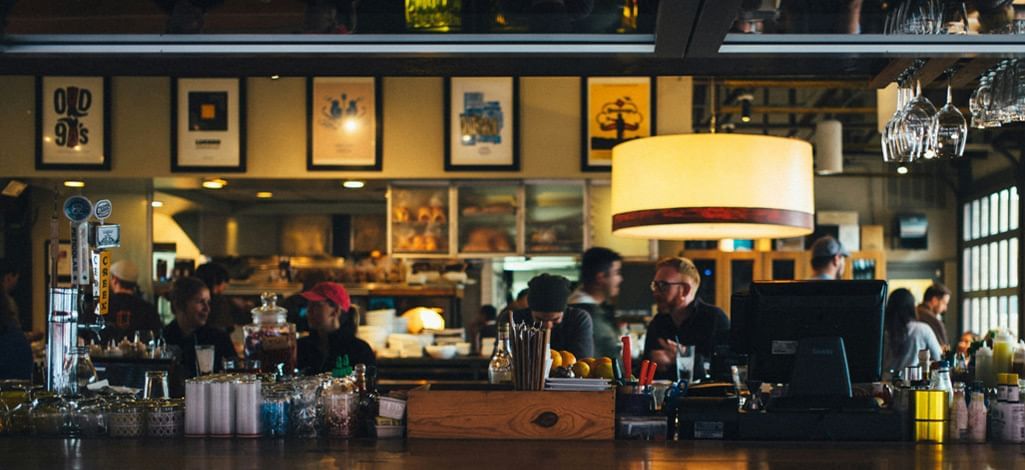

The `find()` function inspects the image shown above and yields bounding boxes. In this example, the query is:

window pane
[992,193,1000,235]
[1000,240,1009,289]
[973,298,981,335]
[964,202,972,241]
[981,244,989,290]
[1012,238,1019,289]
[981,197,990,238]
[1012,187,1019,231]
[990,242,999,291]
[1000,296,1009,329]
[991,297,1000,330]
[975,298,984,335]
[964,248,972,293]
[1001,189,1010,233]
[972,246,981,291]
[973,199,981,239]
[1012,296,1019,337]
[964,298,972,333]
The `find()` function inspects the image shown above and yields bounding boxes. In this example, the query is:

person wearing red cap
[296,282,376,375]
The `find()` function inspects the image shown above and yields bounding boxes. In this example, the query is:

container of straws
[508,318,552,391]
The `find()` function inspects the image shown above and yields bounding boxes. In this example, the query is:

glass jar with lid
[147,398,185,438]
[320,377,357,438]
[108,400,146,438]
[243,292,297,375]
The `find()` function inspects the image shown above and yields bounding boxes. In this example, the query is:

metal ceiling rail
[0,33,656,55]
[720,34,1025,56]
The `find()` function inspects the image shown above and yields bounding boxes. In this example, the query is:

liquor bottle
[488,323,513,384]
[354,363,379,438]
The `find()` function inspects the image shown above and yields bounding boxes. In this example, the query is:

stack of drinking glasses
[884,0,968,35]
[882,79,967,163]
[969,59,1025,129]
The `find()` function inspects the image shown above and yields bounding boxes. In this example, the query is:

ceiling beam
[653,0,701,58]
[950,58,1000,88]
[685,0,743,58]
[718,105,875,114]
[867,58,914,88]
[911,57,959,88]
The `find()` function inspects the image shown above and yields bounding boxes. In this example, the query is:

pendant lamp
[610,133,815,240]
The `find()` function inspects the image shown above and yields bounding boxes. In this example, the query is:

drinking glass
[195,345,216,376]
[931,83,968,159]
[903,81,938,160]
[144,370,170,400]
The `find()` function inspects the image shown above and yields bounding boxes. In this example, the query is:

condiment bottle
[967,389,988,443]
[994,329,1016,378]
[488,323,513,385]
[1013,340,1025,377]
[1004,373,1025,443]
[976,344,995,389]
[950,383,968,442]
[930,360,954,406]
[354,363,379,438]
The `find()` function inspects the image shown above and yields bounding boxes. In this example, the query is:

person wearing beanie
[296,282,376,375]
[100,259,162,342]
[498,273,594,359]
[643,257,729,381]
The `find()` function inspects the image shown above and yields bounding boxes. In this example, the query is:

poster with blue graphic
[446,77,518,171]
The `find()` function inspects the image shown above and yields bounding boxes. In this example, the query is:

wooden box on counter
[407,389,615,440]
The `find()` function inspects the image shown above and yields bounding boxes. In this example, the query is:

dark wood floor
[0,438,1021,469]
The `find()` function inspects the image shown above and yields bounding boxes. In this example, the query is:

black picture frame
[444,76,520,172]
[580,76,657,172]
[306,76,384,171]
[171,77,247,173]
[35,76,112,171]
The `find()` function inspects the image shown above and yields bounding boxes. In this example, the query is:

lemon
[599,357,613,366]
[572,361,590,379]
[560,351,577,367]
[582,357,597,367]
[594,362,614,380]
[550,349,562,369]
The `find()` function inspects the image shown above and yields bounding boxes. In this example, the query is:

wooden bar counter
[0,438,1020,468]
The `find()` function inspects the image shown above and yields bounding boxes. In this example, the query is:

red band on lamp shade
[612,207,814,231]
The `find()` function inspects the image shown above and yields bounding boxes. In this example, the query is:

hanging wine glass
[903,81,938,160]
[931,80,968,159]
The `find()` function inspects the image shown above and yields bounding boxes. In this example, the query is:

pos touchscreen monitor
[730,280,887,402]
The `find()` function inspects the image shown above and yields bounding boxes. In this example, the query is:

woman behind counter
[883,288,942,380]
[163,276,239,378]
[296,282,376,375]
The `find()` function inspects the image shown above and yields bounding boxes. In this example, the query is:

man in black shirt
[500,274,594,359]
[643,257,729,380]
[101,260,163,342]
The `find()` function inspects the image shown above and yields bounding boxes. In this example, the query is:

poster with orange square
[583,77,655,171]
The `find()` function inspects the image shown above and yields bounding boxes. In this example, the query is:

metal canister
[184,378,209,437]
[234,376,262,438]
[108,401,146,438]
[209,378,236,437]
[147,399,185,438]
[912,389,947,443]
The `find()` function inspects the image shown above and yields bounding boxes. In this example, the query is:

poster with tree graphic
[582,77,655,171]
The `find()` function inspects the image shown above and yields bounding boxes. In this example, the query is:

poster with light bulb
[308,77,381,171]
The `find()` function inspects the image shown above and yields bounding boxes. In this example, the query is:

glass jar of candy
[243,292,297,375]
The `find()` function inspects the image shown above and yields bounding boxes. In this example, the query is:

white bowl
[425,344,457,359]
[455,342,471,356]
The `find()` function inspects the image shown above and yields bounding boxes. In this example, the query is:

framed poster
[581,76,656,172]
[35,76,111,171]
[444,76,519,171]
[307,77,382,171]
[171,78,246,172]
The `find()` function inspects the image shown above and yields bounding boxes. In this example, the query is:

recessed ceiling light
[2,180,28,197]
[342,180,365,189]
[256,191,273,198]
[63,180,85,188]
[896,166,909,175]
[270,74,280,80]
[202,178,227,189]
[151,200,164,208]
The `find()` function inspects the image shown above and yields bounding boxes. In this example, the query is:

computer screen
[730,280,887,384]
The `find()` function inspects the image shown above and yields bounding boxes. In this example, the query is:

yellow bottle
[995,329,1016,378]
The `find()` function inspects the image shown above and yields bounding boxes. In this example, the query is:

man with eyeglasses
[642,257,729,381]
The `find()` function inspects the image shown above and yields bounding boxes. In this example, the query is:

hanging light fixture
[610,79,815,241]
[815,119,843,175]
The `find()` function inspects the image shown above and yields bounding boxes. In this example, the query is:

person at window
[808,235,849,280]
[297,282,376,375]
[499,274,594,359]
[643,257,729,380]
[568,247,624,359]
[195,262,242,333]
[100,259,163,342]
[916,282,951,352]
[163,276,238,379]
[883,288,942,381]
[0,284,31,380]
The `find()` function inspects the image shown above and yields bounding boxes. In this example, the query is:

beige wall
[0,76,692,180]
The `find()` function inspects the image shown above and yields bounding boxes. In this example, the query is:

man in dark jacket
[643,257,729,380]
[500,274,594,359]
[568,247,623,359]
